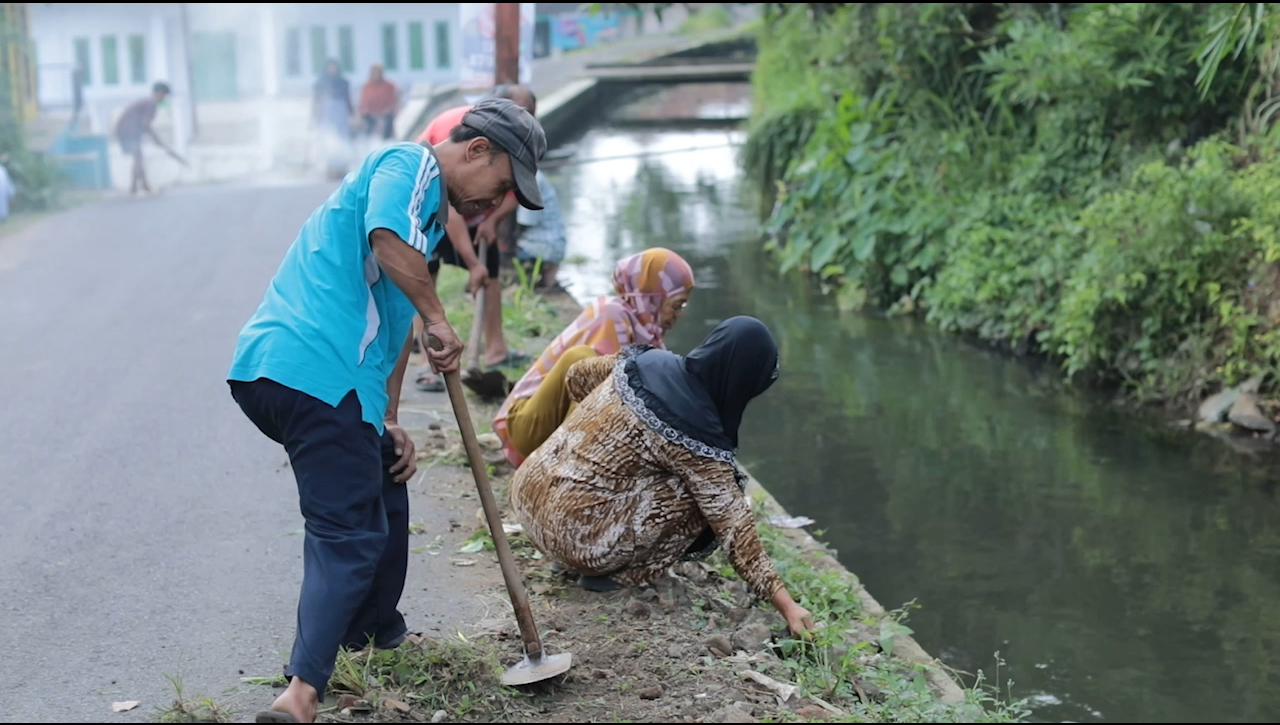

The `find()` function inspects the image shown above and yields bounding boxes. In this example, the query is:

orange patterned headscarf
[493,247,695,467]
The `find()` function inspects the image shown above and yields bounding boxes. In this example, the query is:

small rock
[726,608,751,625]
[709,704,759,723]
[677,561,710,584]
[793,705,830,720]
[428,423,442,431]
[638,684,664,700]
[704,634,734,658]
[625,599,652,619]
[1199,387,1240,423]
[624,643,642,657]
[853,678,883,702]
[431,710,449,723]
[336,694,360,711]
[668,644,686,659]
[383,698,411,713]
[731,623,773,653]
[637,587,661,602]
[592,668,617,679]
[705,614,719,630]
[1230,392,1276,433]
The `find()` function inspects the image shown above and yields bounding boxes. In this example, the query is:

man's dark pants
[229,378,409,699]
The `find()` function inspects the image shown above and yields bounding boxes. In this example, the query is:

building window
[408,22,425,70]
[310,25,327,76]
[101,35,120,86]
[127,35,146,84]
[381,23,398,71]
[285,27,301,77]
[434,21,450,69]
[73,37,91,85]
[338,25,355,73]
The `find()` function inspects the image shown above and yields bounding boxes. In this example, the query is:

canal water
[537,82,1280,724]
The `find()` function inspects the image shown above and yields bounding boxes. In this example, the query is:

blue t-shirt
[228,142,448,434]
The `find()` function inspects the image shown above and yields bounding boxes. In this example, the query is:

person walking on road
[226,98,547,724]
[114,81,183,196]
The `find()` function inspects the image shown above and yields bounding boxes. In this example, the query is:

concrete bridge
[582,60,754,84]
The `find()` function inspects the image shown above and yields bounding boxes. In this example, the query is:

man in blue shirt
[227,98,546,724]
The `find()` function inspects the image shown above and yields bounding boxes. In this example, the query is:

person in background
[114,81,179,196]
[70,67,85,135]
[492,248,695,468]
[359,64,400,141]
[313,59,354,140]
[508,316,816,638]
[515,165,567,293]
[0,153,16,222]
[410,84,539,392]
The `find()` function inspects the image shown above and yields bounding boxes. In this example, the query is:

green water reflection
[546,120,1280,724]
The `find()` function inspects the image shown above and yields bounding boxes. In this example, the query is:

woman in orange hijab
[493,247,696,467]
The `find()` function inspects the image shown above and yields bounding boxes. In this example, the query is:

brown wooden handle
[426,333,544,658]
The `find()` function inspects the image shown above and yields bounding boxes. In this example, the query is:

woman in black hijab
[510,316,815,636]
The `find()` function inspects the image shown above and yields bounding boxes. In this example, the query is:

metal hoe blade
[501,651,574,686]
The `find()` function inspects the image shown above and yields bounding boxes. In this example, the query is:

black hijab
[629,316,780,452]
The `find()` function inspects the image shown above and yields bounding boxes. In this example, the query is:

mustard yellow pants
[507,345,599,460]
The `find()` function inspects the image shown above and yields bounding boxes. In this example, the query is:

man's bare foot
[256,677,318,723]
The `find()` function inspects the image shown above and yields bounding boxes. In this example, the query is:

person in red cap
[411,85,537,391]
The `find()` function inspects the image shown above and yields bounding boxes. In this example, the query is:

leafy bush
[0,117,64,213]
[749,2,1280,404]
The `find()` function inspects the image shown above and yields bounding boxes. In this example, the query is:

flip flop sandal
[415,369,444,393]
[255,711,298,723]
[488,351,532,370]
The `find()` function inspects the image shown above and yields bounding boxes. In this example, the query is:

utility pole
[179,2,198,139]
[494,3,520,86]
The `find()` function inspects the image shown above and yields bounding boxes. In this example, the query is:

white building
[32,3,463,106]
[31,3,469,185]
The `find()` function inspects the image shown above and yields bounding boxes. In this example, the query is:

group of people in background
[312,59,403,145]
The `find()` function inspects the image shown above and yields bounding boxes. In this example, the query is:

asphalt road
[0,180,495,723]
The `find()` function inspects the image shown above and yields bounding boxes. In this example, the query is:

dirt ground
[209,279,1013,725]
[311,420,851,725]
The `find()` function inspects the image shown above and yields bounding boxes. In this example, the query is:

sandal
[488,350,531,370]
[415,368,444,393]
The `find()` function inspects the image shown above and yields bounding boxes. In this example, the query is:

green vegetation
[746,494,1031,723]
[0,118,64,215]
[745,3,1280,409]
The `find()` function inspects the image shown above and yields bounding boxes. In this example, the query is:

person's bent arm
[385,328,414,424]
[371,230,462,373]
[666,449,815,636]
[445,205,488,292]
[364,145,464,373]
[475,192,519,247]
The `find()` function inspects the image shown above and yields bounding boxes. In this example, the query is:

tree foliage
[748,3,1280,405]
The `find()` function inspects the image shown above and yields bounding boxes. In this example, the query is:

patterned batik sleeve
[654,443,785,602]
[566,354,619,403]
